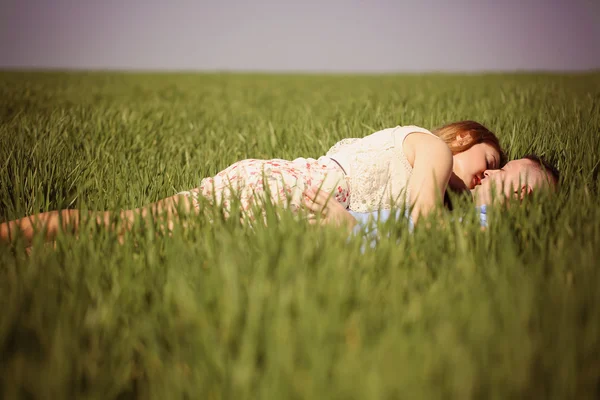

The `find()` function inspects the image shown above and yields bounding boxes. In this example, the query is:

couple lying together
[0,121,559,246]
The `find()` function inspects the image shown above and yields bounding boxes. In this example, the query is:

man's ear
[518,185,533,200]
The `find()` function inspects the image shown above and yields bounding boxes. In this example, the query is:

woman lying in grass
[1,120,503,245]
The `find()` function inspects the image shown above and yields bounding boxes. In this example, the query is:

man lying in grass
[303,155,559,234]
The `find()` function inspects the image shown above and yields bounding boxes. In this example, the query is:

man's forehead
[507,158,554,189]
[504,159,543,182]
[506,158,536,170]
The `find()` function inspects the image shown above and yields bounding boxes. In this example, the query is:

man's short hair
[522,154,560,186]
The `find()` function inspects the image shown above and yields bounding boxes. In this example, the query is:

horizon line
[2,66,600,76]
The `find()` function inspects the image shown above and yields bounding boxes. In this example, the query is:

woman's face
[451,142,500,190]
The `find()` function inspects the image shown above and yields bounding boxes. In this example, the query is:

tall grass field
[1,71,599,399]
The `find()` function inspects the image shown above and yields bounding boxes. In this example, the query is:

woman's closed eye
[487,155,498,170]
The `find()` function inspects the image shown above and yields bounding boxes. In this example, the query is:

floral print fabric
[178,156,349,221]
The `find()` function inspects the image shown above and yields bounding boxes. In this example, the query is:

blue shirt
[348,205,488,250]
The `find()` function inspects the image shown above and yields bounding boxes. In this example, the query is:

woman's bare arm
[403,133,453,224]
[0,194,195,246]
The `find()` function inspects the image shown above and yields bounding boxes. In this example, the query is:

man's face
[471,158,555,206]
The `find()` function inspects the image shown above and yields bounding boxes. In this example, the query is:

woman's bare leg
[0,194,195,247]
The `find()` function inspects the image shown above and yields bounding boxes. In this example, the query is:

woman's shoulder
[394,125,444,147]
[393,125,435,138]
[397,126,449,168]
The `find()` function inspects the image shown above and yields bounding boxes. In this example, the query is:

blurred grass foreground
[1,71,600,399]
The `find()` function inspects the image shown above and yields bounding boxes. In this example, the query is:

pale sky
[1,0,599,72]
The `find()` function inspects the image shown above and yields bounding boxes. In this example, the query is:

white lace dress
[325,125,437,212]
[178,125,437,219]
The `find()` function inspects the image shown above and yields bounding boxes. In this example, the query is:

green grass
[1,70,600,399]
